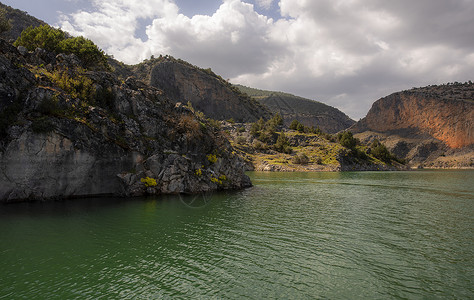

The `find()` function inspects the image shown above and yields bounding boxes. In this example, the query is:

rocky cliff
[127,56,272,123]
[0,3,46,41]
[0,40,251,202]
[236,85,355,134]
[351,83,474,167]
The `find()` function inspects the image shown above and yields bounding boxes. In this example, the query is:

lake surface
[1,170,473,299]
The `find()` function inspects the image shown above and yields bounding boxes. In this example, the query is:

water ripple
[0,170,473,299]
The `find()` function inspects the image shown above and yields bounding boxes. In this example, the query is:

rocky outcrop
[144,57,271,122]
[236,85,355,134]
[352,83,474,167]
[0,40,251,202]
[0,3,46,41]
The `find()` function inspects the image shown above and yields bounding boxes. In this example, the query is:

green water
[1,170,473,299]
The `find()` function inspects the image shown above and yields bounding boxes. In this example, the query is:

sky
[3,0,474,119]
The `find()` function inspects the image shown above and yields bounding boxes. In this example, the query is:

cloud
[255,0,274,10]
[60,0,474,119]
[145,0,281,77]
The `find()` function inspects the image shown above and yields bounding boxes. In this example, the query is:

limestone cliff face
[146,58,272,122]
[352,84,474,167]
[0,40,251,202]
[353,90,473,148]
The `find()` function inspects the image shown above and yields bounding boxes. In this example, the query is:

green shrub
[311,126,322,135]
[269,113,283,126]
[259,130,274,144]
[50,69,94,102]
[355,148,368,160]
[338,131,357,150]
[0,7,11,34]
[289,119,300,130]
[14,25,65,51]
[370,139,391,163]
[289,119,324,135]
[274,132,291,153]
[292,153,309,165]
[296,123,305,132]
[250,118,265,136]
[58,36,108,68]
[14,25,108,69]
[252,140,267,151]
[207,118,221,129]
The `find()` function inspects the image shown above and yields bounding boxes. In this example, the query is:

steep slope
[236,85,355,134]
[351,83,474,167]
[0,39,251,202]
[129,56,272,122]
[0,3,46,41]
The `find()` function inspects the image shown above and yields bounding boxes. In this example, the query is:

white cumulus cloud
[60,0,474,119]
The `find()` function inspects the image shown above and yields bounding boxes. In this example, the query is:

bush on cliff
[289,119,323,135]
[0,7,11,34]
[14,25,108,69]
[370,139,391,163]
[338,131,358,150]
[292,153,309,165]
[249,114,284,145]
[274,132,292,154]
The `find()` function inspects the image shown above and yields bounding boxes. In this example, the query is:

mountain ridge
[236,84,355,134]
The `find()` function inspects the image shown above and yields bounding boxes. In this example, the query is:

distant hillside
[236,85,355,134]
[351,82,473,168]
[127,56,272,123]
[0,2,46,41]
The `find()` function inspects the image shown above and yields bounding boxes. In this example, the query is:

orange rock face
[353,84,474,149]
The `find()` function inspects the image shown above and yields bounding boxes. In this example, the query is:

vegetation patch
[0,7,11,34]
[14,25,109,70]
[195,169,202,176]
[210,176,223,185]
[141,177,157,187]
[207,154,218,164]
[228,119,402,171]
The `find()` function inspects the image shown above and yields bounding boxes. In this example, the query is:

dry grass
[177,114,202,140]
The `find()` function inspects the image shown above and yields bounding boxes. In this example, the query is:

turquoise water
[0,170,473,299]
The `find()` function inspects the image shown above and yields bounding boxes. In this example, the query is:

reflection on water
[0,170,473,299]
